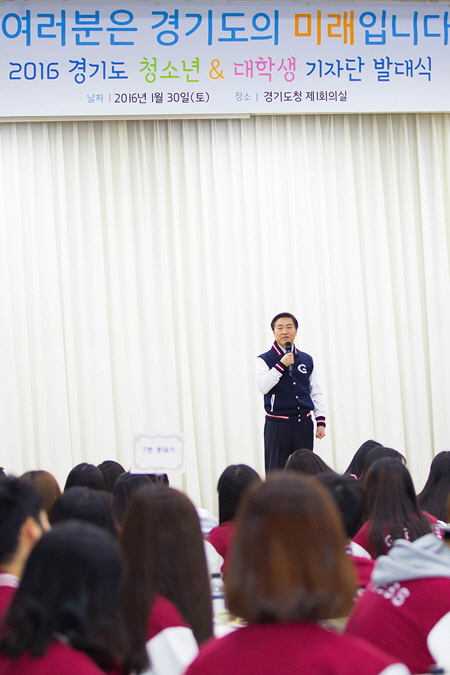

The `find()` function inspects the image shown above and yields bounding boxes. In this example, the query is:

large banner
[1,1,449,118]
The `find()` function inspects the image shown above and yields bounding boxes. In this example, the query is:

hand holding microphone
[282,342,294,376]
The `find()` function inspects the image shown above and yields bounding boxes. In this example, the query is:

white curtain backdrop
[1,113,450,513]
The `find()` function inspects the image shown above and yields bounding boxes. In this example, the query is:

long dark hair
[363,458,432,557]
[417,451,450,521]
[0,477,43,564]
[112,472,151,524]
[97,460,125,492]
[359,446,406,483]
[344,440,383,478]
[285,449,334,476]
[120,485,213,673]
[64,463,106,492]
[0,521,127,671]
[49,486,118,538]
[217,464,260,524]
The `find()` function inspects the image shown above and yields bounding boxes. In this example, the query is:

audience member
[284,448,334,475]
[353,458,437,558]
[345,532,450,673]
[359,446,406,483]
[195,507,224,577]
[147,473,170,485]
[196,508,218,538]
[344,440,383,478]
[0,521,127,674]
[112,472,151,525]
[417,451,450,522]
[120,485,213,675]
[316,472,374,590]
[20,469,62,515]
[0,477,49,620]
[96,460,125,492]
[49,486,118,537]
[185,473,409,675]
[64,463,106,492]
[206,464,260,572]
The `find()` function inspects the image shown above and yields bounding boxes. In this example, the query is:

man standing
[256,313,326,473]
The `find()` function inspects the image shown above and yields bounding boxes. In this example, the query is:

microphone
[285,342,293,377]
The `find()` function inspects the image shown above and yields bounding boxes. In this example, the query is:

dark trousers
[264,415,314,473]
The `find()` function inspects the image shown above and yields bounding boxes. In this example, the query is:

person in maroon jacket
[185,473,410,675]
[0,521,127,674]
[0,476,49,621]
[345,532,450,673]
[206,464,260,573]
[120,485,213,675]
[352,458,439,558]
[316,472,375,591]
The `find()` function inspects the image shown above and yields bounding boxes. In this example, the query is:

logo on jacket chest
[297,363,308,374]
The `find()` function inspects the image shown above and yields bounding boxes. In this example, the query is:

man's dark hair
[270,313,299,331]
[0,477,42,564]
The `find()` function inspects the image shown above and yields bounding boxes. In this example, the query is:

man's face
[273,317,297,348]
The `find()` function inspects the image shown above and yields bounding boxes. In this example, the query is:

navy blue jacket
[258,342,317,420]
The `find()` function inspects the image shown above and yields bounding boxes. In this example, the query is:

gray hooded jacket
[372,533,450,586]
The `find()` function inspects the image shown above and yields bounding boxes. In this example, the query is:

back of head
[49,487,118,537]
[146,473,170,486]
[0,477,43,565]
[112,472,152,524]
[21,470,61,516]
[64,463,106,492]
[344,440,383,478]
[359,446,406,482]
[97,460,125,492]
[217,464,260,524]
[364,457,416,515]
[120,484,212,670]
[316,472,365,539]
[417,451,450,521]
[364,458,431,555]
[226,472,355,624]
[285,449,334,476]
[0,521,125,668]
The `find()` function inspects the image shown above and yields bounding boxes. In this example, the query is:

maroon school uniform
[351,555,375,590]
[346,577,450,674]
[184,621,410,675]
[145,594,199,675]
[0,641,114,675]
[0,573,19,623]
[345,534,450,674]
[352,512,440,558]
[206,521,235,573]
